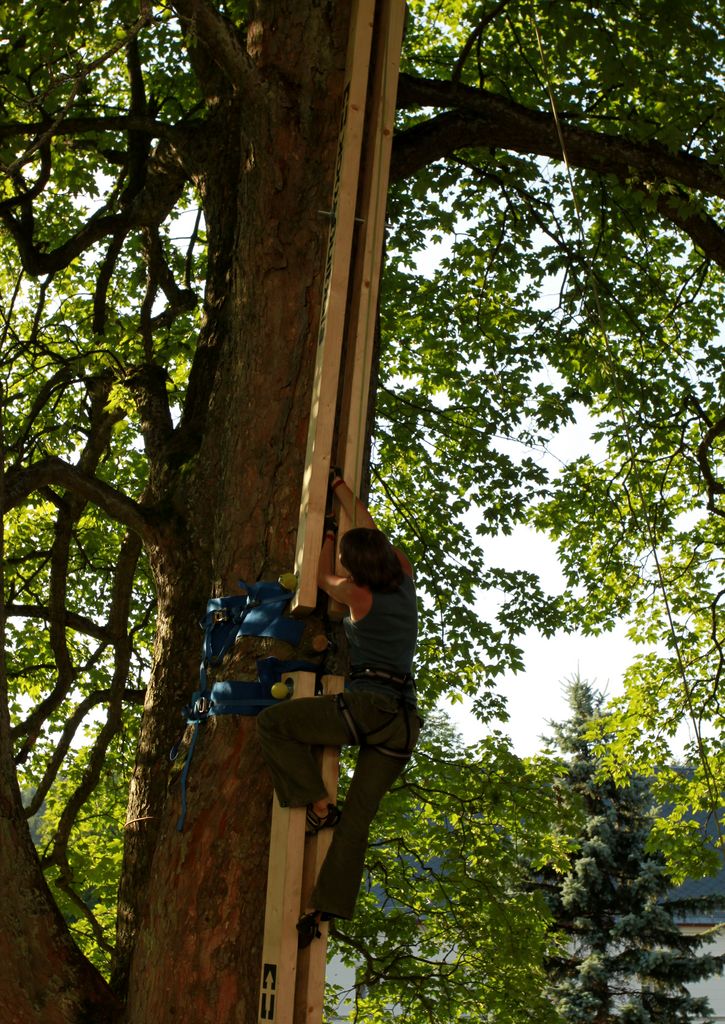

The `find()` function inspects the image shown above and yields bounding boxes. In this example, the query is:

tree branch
[141,226,198,341]
[92,39,156,336]
[392,75,725,201]
[0,5,153,181]
[20,531,143,798]
[0,140,53,212]
[4,457,151,539]
[697,415,725,517]
[18,685,143,795]
[0,114,182,145]
[53,874,116,956]
[41,535,138,880]
[6,604,112,643]
[392,76,725,266]
[93,232,127,336]
[170,0,248,95]
[1,136,189,277]
[451,1,513,85]
[657,189,725,268]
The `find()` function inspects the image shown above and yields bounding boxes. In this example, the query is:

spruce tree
[542,677,724,1024]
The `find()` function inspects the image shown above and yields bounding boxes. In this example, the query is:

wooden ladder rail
[290,0,378,620]
[258,1,406,1021]
[257,672,343,1024]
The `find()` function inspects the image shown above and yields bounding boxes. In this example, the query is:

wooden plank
[291,0,377,617]
[263,5,407,1021]
[293,675,344,1024]
[332,0,407,598]
[338,0,406,504]
[258,671,316,1024]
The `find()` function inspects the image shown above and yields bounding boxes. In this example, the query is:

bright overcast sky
[443,520,635,756]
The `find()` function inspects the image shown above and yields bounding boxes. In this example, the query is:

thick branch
[93,232,127,336]
[4,457,150,538]
[392,74,725,201]
[170,0,248,95]
[0,114,182,145]
[124,362,175,490]
[657,191,725,268]
[7,604,110,643]
[697,416,725,517]
[1,137,189,277]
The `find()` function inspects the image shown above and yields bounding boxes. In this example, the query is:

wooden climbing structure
[257,0,406,1021]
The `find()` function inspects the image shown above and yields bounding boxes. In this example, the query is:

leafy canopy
[2,0,725,1002]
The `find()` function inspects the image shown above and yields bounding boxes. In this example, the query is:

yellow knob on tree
[271,681,291,700]
[278,572,298,591]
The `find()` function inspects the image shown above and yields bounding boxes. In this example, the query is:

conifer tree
[542,678,724,1024]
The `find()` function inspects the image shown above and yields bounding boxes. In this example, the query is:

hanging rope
[531,11,725,840]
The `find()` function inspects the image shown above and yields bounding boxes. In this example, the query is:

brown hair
[339,528,404,592]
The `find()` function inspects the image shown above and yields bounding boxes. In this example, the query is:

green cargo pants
[257,689,420,919]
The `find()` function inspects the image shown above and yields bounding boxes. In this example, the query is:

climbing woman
[256,471,420,947]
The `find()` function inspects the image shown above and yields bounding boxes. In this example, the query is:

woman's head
[339,527,404,592]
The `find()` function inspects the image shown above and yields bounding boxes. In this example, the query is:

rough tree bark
[7,4,725,1023]
[0,769,119,1023]
[113,4,351,1021]
[2,3,350,1022]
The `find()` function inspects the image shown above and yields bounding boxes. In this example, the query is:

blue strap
[176,721,201,832]
[177,577,316,833]
[175,660,319,831]
[200,580,304,666]
[201,679,280,714]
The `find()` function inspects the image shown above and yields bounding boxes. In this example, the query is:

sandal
[296,911,332,949]
[305,803,341,836]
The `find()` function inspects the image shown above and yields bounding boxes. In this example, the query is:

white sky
[428,384,636,756]
[407,220,637,754]
[443,523,634,755]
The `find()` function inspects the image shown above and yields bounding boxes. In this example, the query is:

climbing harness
[173,579,317,831]
[335,682,417,761]
[348,667,413,687]
[305,803,342,836]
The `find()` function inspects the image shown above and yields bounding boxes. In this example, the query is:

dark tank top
[343,573,418,709]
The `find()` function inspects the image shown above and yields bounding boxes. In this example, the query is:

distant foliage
[539,679,725,1024]
[2,0,725,1006]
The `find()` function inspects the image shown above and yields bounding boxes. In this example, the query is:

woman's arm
[330,472,414,579]
[317,528,372,617]
[330,474,376,530]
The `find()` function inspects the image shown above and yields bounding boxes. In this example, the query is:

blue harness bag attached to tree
[174,579,314,830]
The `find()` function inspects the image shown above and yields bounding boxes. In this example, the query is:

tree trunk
[0,400,119,1020]
[0,688,120,1023]
[118,5,350,1020]
[126,716,273,1022]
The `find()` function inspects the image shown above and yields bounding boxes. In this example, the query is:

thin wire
[532,11,724,838]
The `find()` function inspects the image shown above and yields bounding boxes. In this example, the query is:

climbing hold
[278,572,298,592]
